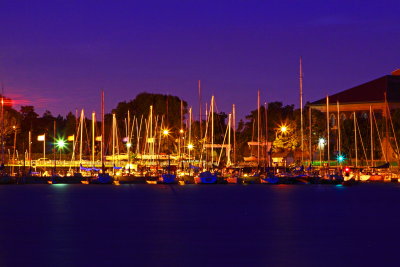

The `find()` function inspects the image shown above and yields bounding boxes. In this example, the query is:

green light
[56,138,67,149]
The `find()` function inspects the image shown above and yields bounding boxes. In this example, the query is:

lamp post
[162,129,170,174]
[37,134,46,163]
[56,138,67,161]
[188,143,194,176]
[318,138,325,167]
[179,129,184,172]
[126,142,132,174]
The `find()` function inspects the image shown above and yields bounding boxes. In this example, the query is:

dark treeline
[1,92,396,163]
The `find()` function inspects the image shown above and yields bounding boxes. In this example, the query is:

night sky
[1,0,399,119]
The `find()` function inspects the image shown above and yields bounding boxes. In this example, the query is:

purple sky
[1,1,399,120]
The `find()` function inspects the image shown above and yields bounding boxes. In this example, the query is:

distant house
[308,70,400,162]
[309,70,400,117]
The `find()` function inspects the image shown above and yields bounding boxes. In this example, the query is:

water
[0,184,399,266]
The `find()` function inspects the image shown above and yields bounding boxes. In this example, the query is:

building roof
[310,75,400,106]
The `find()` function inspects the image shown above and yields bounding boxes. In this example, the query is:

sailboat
[90,90,112,184]
[195,95,218,184]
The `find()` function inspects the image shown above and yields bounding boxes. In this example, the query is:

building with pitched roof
[308,70,400,162]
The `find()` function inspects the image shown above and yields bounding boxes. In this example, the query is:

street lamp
[56,138,67,161]
[162,129,171,173]
[275,124,289,138]
[337,154,345,165]
[187,143,194,175]
[318,137,325,167]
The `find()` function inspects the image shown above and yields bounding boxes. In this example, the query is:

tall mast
[300,56,304,164]
[257,89,260,167]
[189,107,192,162]
[29,131,32,167]
[101,90,105,172]
[112,113,116,167]
[232,104,236,166]
[370,105,373,167]
[384,92,389,162]
[79,109,84,164]
[149,105,154,158]
[211,95,214,168]
[127,110,131,173]
[180,99,183,164]
[53,120,56,173]
[227,113,231,166]
[198,80,202,141]
[92,112,95,165]
[326,96,330,167]
[309,106,312,164]
[264,101,268,168]
[337,101,341,158]
[354,112,357,167]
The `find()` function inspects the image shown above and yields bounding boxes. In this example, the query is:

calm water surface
[0,184,399,266]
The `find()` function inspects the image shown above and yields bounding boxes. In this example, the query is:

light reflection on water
[0,184,399,266]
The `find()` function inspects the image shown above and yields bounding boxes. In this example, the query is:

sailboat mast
[232,104,236,166]
[189,107,192,162]
[112,113,116,167]
[92,112,95,165]
[353,112,357,167]
[300,57,304,164]
[53,120,56,173]
[101,90,105,172]
[79,109,84,164]
[264,101,268,168]
[29,131,32,167]
[211,95,214,168]
[326,96,330,167]
[384,92,389,162]
[337,101,341,157]
[198,80,202,142]
[228,113,231,166]
[257,89,260,167]
[127,110,131,173]
[370,105,373,167]
[309,106,312,164]
[180,100,183,165]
